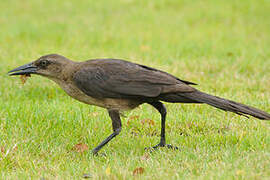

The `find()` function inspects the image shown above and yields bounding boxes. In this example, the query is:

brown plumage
[8,54,270,154]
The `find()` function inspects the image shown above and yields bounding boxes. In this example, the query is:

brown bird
[8,54,270,154]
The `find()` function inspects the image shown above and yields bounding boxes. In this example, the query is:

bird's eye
[40,60,49,67]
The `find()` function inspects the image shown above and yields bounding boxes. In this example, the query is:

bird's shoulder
[78,59,144,73]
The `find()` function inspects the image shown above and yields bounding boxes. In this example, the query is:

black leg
[147,101,179,150]
[92,109,122,155]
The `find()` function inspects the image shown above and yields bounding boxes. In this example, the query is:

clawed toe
[145,143,180,151]
[164,144,179,150]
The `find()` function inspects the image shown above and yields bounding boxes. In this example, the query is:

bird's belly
[55,80,141,110]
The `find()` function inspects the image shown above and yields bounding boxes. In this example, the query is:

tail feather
[179,90,270,120]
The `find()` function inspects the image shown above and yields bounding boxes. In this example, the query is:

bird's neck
[46,61,80,84]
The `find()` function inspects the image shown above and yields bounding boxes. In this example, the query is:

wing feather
[73,59,195,99]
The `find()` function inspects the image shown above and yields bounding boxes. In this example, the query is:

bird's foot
[91,149,107,157]
[144,143,179,151]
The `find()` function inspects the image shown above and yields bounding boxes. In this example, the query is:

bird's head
[8,54,73,79]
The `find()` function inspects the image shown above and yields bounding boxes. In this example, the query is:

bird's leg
[92,109,122,155]
[146,101,179,150]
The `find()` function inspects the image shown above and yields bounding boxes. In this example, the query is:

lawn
[1,0,270,179]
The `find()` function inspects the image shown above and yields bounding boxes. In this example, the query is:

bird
[8,54,270,154]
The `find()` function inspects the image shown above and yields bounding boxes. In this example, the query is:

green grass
[1,0,270,179]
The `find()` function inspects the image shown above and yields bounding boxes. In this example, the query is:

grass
[1,0,270,179]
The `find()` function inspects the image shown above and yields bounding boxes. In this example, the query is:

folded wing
[73,59,196,99]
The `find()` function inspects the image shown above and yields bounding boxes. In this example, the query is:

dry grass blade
[72,143,89,153]
[133,167,144,176]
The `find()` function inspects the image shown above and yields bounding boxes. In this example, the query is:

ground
[0,0,270,179]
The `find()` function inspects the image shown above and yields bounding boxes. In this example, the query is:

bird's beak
[8,62,38,76]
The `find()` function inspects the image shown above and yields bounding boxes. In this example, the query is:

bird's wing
[73,59,196,99]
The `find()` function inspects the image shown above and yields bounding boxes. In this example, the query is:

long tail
[173,90,270,120]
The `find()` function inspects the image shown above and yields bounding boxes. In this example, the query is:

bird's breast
[53,79,142,111]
